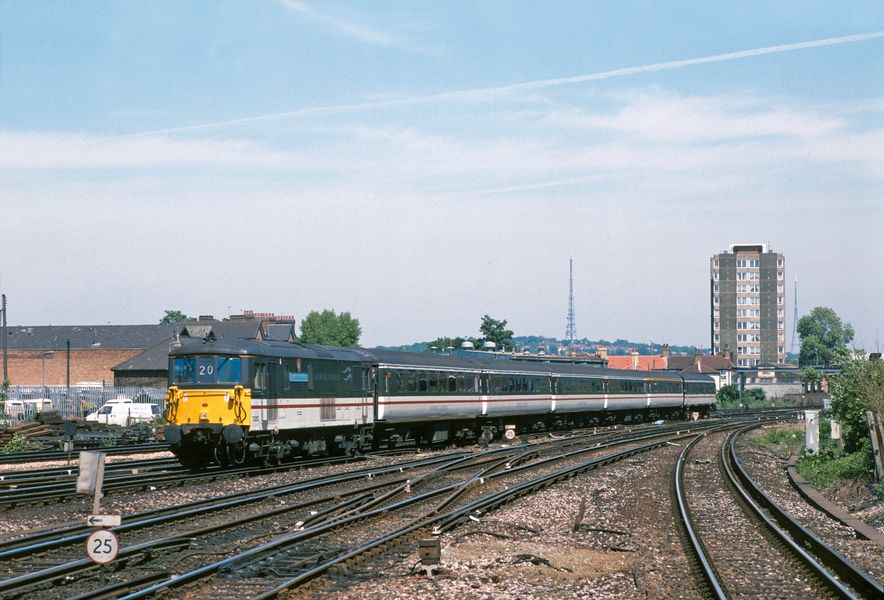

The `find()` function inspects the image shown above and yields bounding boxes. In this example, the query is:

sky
[1,1,882,350]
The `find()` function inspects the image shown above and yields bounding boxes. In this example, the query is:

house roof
[606,355,668,371]
[112,338,177,373]
[4,324,179,351]
[678,363,722,375]
[267,324,297,342]
[667,354,734,371]
[179,321,266,340]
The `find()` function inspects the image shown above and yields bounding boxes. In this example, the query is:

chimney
[723,344,732,362]
[662,343,670,369]
[631,349,639,370]
[694,348,702,372]
[598,345,608,360]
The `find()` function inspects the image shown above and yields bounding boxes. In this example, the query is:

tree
[797,306,854,367]
[830,352,884,454]
[716,384,738,404]
[299,309,361,346]
[744,388,766,404]
[160,310,190,325]
[479,315,514,350]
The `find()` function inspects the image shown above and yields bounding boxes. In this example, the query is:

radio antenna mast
[565,257,576,352]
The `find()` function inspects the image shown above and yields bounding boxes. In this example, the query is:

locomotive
[163,337,716,467]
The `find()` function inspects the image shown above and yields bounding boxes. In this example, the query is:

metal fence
[0,384,167,423]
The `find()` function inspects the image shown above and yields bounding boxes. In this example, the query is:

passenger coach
[163,338,716,467]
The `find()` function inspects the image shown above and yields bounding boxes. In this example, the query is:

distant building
[711,243,786,367]
[605,348,667,371]
[229,310,296,324]
[605,344,736,389]
[1,325,177,385]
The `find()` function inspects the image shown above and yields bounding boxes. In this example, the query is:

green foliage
[160,309,190,325]
[299,309,362,346]
[716,384,738,404]
[103,435,119,448]
[145,413,168,429]
[797,306,854,367]
[744,388,766,404]
[749,425,803,455]
[829,354,884,453]
[479,315,514,350]
[1,433,35,454]
[0,377,8,405]
[797,445,873,488]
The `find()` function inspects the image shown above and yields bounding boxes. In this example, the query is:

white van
[86,397,159,426]
[5,398,54,421]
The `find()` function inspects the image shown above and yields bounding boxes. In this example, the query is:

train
[162,337,716,467]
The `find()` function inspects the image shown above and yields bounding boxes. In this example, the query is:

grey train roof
[170,338,703,382]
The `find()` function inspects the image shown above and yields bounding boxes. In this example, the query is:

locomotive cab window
[171,356,242,385]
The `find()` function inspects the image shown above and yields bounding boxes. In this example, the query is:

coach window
[253,364,268,393]
[448,374,457,392]
[428,372,438,393]
[418,373,428,393]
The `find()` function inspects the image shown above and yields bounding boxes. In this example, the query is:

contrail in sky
[126,30,884,137]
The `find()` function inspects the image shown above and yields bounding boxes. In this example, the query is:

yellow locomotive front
[164,353,251,467]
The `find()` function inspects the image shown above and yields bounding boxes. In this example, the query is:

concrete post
[805,409,820,453]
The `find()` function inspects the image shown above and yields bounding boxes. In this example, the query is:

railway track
[675,424,883,599]
[0,443,169,464]
[0,423,719,599]
[0,453,371,507]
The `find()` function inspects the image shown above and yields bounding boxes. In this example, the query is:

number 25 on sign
[85,529,119,564]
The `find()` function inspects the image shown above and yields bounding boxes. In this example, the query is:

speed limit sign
[85,529,119,564]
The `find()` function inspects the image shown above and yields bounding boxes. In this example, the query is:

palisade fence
[0,385,167,423]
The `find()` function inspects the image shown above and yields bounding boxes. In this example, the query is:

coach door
[253,361,278,428]
[361,367,373,423]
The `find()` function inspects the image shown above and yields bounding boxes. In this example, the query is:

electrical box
[418,538,441,566]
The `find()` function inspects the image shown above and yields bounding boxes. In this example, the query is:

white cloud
[118,30,884,137]
[3,90,881,197]
[278,0,409,49]
[0,130,307,170]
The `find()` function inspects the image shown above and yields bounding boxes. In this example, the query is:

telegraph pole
[789,275,799,356]
[2,294,7,384]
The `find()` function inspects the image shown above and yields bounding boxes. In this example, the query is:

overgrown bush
[749,425,803,456]
[829,355,884,453]
[1,433,34,454]
[796,411,874,487]
[797,446,873,488]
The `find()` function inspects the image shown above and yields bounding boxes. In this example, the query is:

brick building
[2,325,177,386]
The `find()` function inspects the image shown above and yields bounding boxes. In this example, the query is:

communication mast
[789,275,798,355]
[565,257,576,351]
